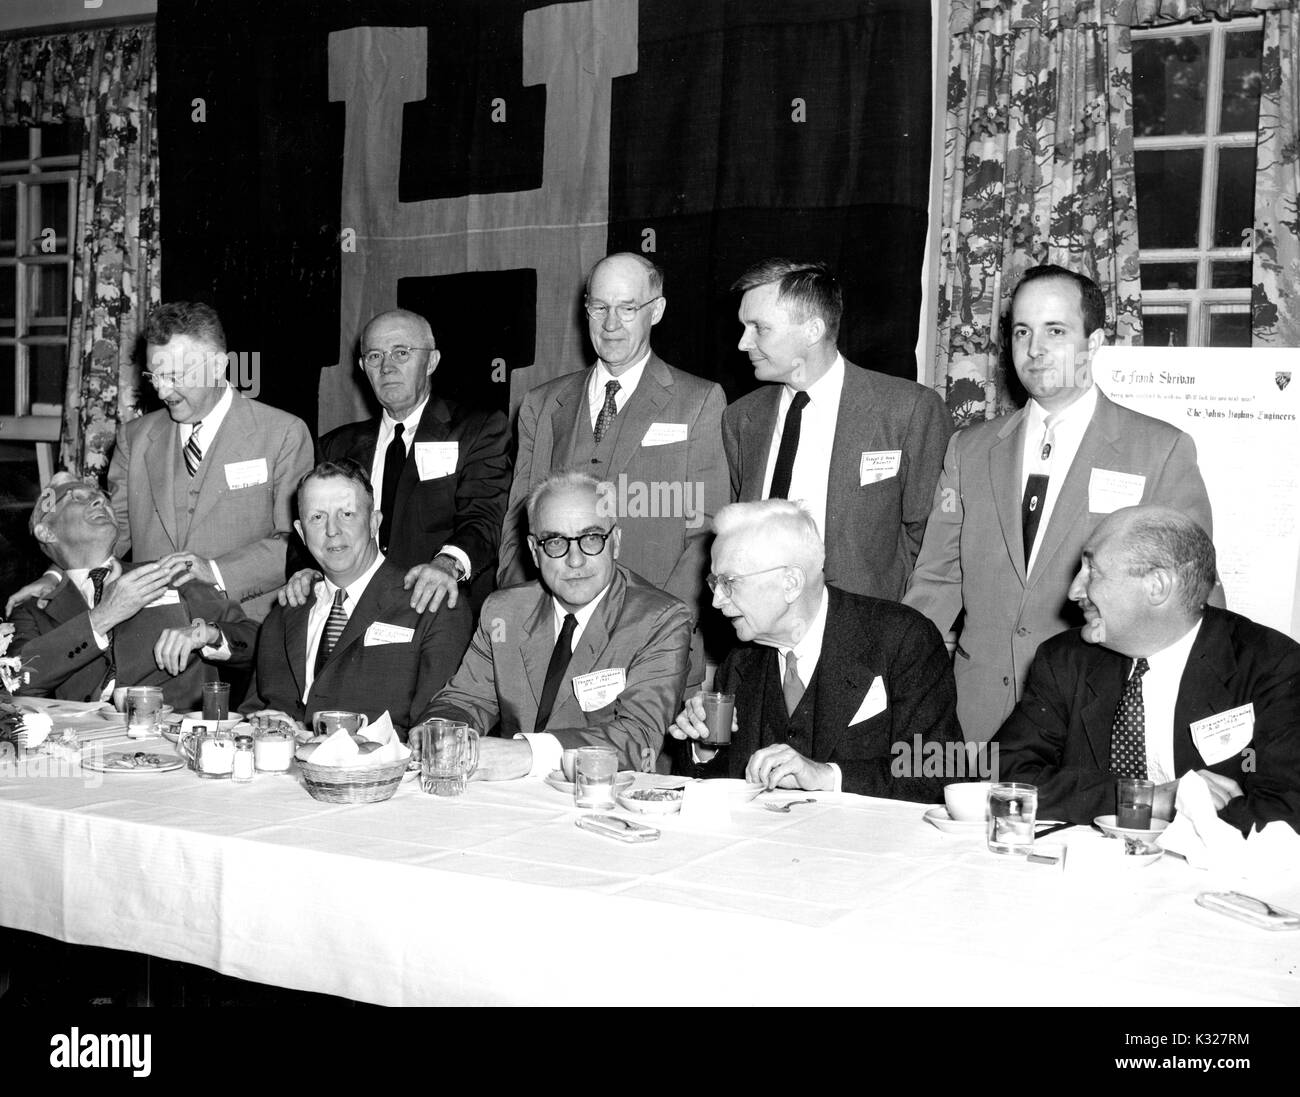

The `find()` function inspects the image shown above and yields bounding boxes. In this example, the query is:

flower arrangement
[0,622,48,754]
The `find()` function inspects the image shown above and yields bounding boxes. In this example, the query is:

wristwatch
[434,553,467,582]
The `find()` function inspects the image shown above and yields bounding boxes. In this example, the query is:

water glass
[987,782,1037,855]
[573,746,619,809]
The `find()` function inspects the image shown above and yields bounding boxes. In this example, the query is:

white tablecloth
[1,744,1297,1006]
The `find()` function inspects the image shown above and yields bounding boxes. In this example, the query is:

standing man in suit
[420,470,692,779]
[669,500,961,802]
[994,507,1300,834]
[244,460,472,740]
[905,264,1214,743]
[722,259,951,602]
[309,308,512,616]
[496,253,726,681]
[10,474,256,708]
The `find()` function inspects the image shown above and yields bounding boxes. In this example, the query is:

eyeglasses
[706,565,794,600]
[142,371,196,388]
[534,528,617,559]
[583,296,662,323]
[359,346,434,369]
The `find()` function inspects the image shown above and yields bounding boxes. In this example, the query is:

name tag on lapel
[1190,703,1254,766]
[364,622,415,646]
[642,423,687,447]
[414,442,458,480]
[849,675,888,724]
[225,458,268,490]
[1088,468,1145,513]
[144,589,182,609]
[572,668,627,712]
[860,451,901,486]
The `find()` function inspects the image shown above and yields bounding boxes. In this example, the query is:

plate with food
[544,770,636,796]
[81,750,186,774]
[617,785,686,815]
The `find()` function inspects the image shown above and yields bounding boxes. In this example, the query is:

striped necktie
[184,422,204,478]
[314,588,348,675]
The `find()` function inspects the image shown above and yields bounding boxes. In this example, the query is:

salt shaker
[232,734,255,782]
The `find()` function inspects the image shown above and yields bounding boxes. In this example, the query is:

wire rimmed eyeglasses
[583,296,662,323]
[359,345,435,369]
[706,565,794,600]
[534,528,617,559]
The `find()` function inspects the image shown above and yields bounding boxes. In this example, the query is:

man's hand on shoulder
[403,557,461,614]
[5,572,60,616]
[89,564,175,634]
[278,569,322,608]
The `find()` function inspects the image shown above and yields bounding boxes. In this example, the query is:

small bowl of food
[617,785,686,815]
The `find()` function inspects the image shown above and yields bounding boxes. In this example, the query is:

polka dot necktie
[594,380,620,443]
[1109,657,1150,779]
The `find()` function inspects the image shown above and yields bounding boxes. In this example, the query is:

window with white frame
[1132,17,1263,347]
[0,124,79,441]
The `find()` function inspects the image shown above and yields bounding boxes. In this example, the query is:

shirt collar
[1144,617,1203,675]
[592,351,651,396]
[381,394,429,436]
[188,384,234,443]
[1026,382,1098,432]
[66,556,121,587]
[787,587,830,667]
[552,581,612,636]
[318,549,387,606]
[785,352,845,407]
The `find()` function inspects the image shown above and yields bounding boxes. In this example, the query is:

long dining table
[1,731,1297,1008]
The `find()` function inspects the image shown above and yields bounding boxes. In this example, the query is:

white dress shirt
[518,584,613,777]
[760,354,845,542]
[370,394,470,579]
[587,351,650,430]
[1136,619,1203,784]
[1019,384,1098,574]
[303,550,386,700]
[185,384,235,591]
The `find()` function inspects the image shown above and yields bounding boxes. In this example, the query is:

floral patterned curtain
[0,26,159,479]
[937,0,1298,425]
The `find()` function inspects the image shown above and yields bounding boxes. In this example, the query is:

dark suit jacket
[993,607,1300,834]
[11,563,257,708]
[315,395,512,609]
[245,560,473,739]
[722,359,951,602]
[423,564,692,772]
[682,586,962,802]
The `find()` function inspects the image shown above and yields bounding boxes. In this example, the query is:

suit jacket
[317,395,512,609]
[244,560,472,739]
[10,563,257,709]
[496,355,727,632]
[107,391,314,622]
[993,607,1300,834]
[681,586,962,802]
[721,359,951,602]
[423,564,692,772]
[904,390,1213,742]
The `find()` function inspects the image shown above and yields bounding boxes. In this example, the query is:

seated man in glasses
[416,470,693,779]
[8,473,257,707]
[668,500,961,801]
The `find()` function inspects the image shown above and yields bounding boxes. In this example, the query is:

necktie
[1109,657,1150,779]
[535,613,578,733]
[1021,474,1049,566]
[184,422,204,478]
[314,589,348,676]
[768,391,810,500]
[88,566,110,607]
[89,566,116,689]
[594,380,620,443]
[782,650,804,716]
[378,422,405,554]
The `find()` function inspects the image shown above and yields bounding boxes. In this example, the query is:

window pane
[0,265,13,329]
[1210,260,1252,288]
[1220,30,1264,133]
[0,344,13,415]
[1140,261,1198,291]
[26,265,69,323]
[24,183,71,255]
[0,187,15,250]
[1143,310,1188,347]
[1213,146,1256,248]
[1208,309,1251,347]
[0,126,29,163]
[38,123,81,160]
[1136,149,1203,247]
[1133,34,1208,136]
[31,343,67,405]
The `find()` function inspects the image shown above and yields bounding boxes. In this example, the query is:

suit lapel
[812,589,874,760]
[188,392,249,535]
[739,390,780,501]
[604,357,671,479]
[989,410,1028,586]
[1172,613,1237,772]
[284,600,312,699]
[519,588,556,707]
[827,364,882,505]
[345,419,382,468]
[549,372,589,467]
[1079,653,1126,770]
[564,567,627,682]
[393,397,451,518]
[320,565,396,669]
[143,415,182,549]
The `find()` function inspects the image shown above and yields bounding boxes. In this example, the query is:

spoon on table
[762,798,817,813]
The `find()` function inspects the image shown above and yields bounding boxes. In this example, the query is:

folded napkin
[304,711,409,767]
[1158,771,1300,881]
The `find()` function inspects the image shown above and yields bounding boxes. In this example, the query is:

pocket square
[849,676,887,725]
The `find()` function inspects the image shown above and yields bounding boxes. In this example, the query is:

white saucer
[924,806,986,834]
[617,786,685,815]
[544,770,636,796]
[1094,815,1170,842]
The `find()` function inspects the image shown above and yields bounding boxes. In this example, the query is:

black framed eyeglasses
[583,296,662,323]
[534,528,617,559]
[706,565,794,600]
[359,345,434,369]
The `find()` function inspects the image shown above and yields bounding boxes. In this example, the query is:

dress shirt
[185,384,235,591]
[303,550,386,700]
[1019,384,1098,574]
[586,352,650,430]
[369,395,470,579]
[518,584,614,777]
[774,588,841,792]
[759,354,845,542]
[1139,618,1203,785]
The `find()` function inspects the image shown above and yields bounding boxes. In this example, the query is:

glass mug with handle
[414,719,480,796]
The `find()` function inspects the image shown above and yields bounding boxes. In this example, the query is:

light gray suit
[904,389,1213,742]
[107,390,314,621]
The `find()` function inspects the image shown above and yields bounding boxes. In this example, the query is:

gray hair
[525,469,614,530]
[713,499,826,573]
[360,308,436,349]
[585,252,664,297]
[1121,509,1217,615]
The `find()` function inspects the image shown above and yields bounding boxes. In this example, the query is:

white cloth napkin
[1158,771,1300,880]
[306,711,409,767]
[18,711,53,750]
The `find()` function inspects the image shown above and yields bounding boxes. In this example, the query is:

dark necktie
[782,650,804,716]
[535,613,577,733]
[89,566,116,687]
[593,380,620,443]
[1021,474,1050,565]
[768,391,810,500]
[378,422,405,554]
[1110,657,1150,779]
[314,588,348,676]
[184,422,204,478]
